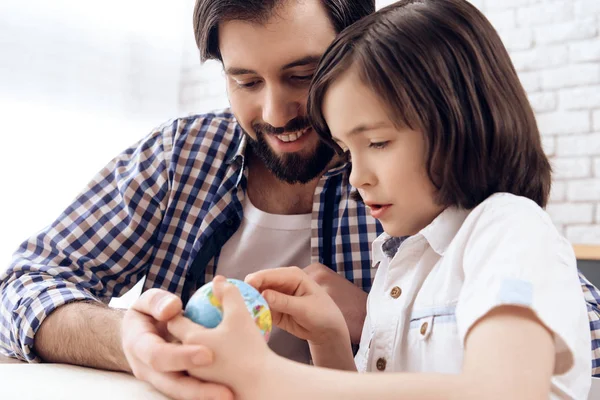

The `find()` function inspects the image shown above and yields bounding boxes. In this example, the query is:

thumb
[262,289,308,320]
[212,277,247,320]
[132,288,182,321]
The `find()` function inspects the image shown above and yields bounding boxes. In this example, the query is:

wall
[0,0,189,267]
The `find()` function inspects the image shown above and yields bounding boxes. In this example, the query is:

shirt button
[420,322,429,335]
[390,286,402,299]
[376,357,387,371]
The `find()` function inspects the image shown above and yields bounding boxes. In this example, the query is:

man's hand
[303,263,368,344]
[122,289,233,400]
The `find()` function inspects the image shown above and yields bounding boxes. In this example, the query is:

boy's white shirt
[355,193,591,399]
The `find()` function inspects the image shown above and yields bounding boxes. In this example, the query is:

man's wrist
[35,302,129,371]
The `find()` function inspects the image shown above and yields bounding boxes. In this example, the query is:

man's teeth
[276,130,306,143]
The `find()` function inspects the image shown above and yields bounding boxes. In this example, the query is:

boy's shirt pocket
[402,306,463,373]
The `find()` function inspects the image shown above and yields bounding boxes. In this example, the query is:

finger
[245,267,306,295]
[134,330,213,371]
[147,370,234,400]
[269,309,284,326]
[168,314,210,344]
[261,289,309,320]
[131,288,183,321]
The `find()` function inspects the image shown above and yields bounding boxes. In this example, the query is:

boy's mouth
[365,203,392,219]
[365,203,390,210]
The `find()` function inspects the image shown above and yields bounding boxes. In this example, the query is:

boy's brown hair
[308,0,551,209]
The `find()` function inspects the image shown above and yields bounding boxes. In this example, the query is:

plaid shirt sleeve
[579,270,600,376]
[0,121,175,362]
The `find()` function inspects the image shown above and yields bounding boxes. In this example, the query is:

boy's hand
[245,266,350,347]
[167,277,276,399]
[303,263,368,344]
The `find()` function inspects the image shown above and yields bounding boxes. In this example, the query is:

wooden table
[574,245,600,261]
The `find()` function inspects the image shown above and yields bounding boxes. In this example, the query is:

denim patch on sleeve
[497,279,533,306]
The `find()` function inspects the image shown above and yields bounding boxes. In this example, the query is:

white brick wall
[178,0,229,116]
[178,0,600,245]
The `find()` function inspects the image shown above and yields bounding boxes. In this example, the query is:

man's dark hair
[308,0,552,209]
[193,0,376,62]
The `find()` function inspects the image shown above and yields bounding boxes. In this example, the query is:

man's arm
[0,121,172,363]
[34,291,234,400]
[0,116,237,400]
[34,302,129,371]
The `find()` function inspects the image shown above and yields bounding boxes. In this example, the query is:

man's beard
[245,117,334,184]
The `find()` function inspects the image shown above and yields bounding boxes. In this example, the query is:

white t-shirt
[355,193,591,399]
[217,194,312,363]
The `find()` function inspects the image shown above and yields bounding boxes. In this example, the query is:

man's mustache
[252,117,311,135]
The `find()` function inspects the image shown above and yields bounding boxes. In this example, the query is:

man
[0,1,379,399]
[1,1,599,400]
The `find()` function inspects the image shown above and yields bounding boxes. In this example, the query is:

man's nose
[262,85,301,129]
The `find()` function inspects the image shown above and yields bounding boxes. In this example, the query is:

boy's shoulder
[469,193,553,228]
[460,192,568,251]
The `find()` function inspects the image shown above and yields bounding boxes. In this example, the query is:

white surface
[1,360,595,399]
[0,364,170,400]
[0,355,596,399]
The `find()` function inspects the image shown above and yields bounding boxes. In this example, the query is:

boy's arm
[308,339,357,371]
[304,263,368,344]
[267,305,554,400]
[246,266,361,370]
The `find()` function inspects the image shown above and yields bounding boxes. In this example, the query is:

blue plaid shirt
[1,110,599,376]
[0,110,381,362]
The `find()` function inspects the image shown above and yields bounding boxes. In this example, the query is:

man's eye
[236,81,260,89]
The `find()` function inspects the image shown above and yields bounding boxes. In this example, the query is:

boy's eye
[369,141,389,149]
[291,75,313,83]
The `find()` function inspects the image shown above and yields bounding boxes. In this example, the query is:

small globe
[184,278,272,341]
